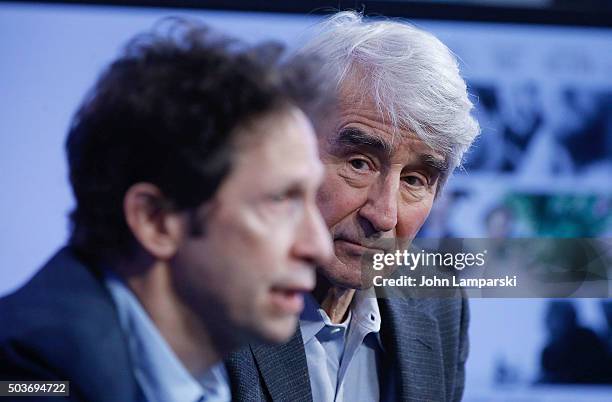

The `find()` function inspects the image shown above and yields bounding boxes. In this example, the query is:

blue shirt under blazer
[225,286,469,402]
[0,247,230,402]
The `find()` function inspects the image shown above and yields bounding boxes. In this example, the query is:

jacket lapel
[251,328,313,402]
[379,298,446,402]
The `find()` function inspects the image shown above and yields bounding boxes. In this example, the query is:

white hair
[300,11,480,177]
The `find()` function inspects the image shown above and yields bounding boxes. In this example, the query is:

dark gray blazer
[0,248,141,402]
[226,296,469,402]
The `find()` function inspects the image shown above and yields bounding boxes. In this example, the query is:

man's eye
[267,190,304,212]
[349,158,370,171]
[403,175,426,187]
[270,193,290,202]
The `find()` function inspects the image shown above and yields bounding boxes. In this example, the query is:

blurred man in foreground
[227,11,480,402]
[0,20,332,401]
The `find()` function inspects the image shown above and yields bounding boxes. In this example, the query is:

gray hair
[300,11,480,178]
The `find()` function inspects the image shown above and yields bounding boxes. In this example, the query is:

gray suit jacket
[225,296,469,402]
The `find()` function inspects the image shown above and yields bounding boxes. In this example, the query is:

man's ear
[123,183,185,260]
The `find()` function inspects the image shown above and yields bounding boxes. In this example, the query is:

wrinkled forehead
[333,73,446,158]
[330,123,448,175]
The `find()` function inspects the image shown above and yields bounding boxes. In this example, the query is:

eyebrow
[336,127,392,154]
[336,126,449,175]
[421,153,449,175]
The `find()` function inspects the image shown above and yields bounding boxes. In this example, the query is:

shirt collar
[351,287,381,334]
[299,288,381,345]
[350,288,385,352]
[105,273,205,402]
[300,292,327,345]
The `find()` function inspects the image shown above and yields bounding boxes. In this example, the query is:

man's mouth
[334,236,389,256]
[269,283,313,315]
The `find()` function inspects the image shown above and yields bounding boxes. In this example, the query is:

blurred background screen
[0,1,610,401]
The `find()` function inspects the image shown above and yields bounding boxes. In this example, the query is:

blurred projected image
[539,300,611,384]
[505,193,612,237]
[425,21,612,401]
[557,88,612,173]
[466,84,611,176]
[423,191,612,238]
[467,82,544,173]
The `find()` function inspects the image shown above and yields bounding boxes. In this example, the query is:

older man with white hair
[226,11,480,402]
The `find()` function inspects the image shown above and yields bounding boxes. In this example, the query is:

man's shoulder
[0,247,139,401]
[418,296,465,320]
[225,329,313,402]
[0,247,112,340]
[379,295,465,322]
[378,295,468,359]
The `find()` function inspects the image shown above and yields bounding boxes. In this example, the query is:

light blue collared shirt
[300,289,385,402]
[105,274,231,402]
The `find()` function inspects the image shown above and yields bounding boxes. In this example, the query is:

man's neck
[313,274,356,324]
[118,259,231,378]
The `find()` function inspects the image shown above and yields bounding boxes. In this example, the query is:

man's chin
[319,258,370,290]
[252,314,299,345]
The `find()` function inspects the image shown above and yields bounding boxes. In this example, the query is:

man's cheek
[316,184,333,209]
[397,207,432,238]
[316,184,339,225]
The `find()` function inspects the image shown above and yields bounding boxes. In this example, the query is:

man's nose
[293,200,333,267]
[358,174,398,233]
